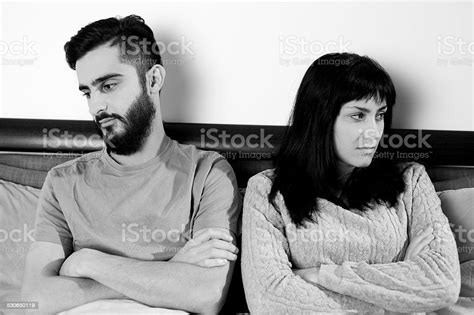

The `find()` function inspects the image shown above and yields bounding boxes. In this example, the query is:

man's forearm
[82,250,227,313]
[22,275,125,314]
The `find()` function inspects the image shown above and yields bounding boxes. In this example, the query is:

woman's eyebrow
[344,105,388,113]
[346,106,370,113]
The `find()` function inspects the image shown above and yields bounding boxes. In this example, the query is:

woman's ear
[146,64,166,95]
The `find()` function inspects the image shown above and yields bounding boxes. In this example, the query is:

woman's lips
[357,147,376,153]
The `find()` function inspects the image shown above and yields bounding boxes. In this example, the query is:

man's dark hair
[64,15,162,86]
[269,52,405,227]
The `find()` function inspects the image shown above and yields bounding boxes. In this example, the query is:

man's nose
[88,92,107,116]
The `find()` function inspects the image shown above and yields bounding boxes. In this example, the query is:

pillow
[0,163,48,189]
[0,153,82,188]
[434,177,474,192]
[437,188,474,264]
[0,180,40,301]
[460,260,474,297]
[0,154,76,171]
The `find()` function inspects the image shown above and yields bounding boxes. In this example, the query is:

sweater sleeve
[241,173,383,314]
[317,163,461,313]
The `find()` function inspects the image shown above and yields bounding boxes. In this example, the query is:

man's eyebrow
[78,73,123,91]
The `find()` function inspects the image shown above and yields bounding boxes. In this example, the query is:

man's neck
[109,120,166,166]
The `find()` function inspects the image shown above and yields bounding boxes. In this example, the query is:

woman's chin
[355,157,374,168]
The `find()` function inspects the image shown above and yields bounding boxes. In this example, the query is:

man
[21,15,241,314]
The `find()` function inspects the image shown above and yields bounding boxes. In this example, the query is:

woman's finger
[410,234,434,256]
[405,234,434,260]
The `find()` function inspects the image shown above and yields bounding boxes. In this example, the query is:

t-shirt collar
[102,135,173,173]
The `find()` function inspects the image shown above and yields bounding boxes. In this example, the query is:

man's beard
[95,89,156,156]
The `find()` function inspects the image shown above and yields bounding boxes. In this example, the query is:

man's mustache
[94,112,126,124]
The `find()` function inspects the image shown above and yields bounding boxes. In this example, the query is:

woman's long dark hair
[269,53,405,227]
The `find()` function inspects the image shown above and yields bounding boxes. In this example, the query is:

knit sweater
[241,163,460,314]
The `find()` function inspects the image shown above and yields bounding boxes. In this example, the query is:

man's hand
[170,228,238,267]
[404,226,434,261]
[59,248,101,277]
[293,266,321,285]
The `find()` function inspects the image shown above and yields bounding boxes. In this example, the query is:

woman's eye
[351,113,365,121]
[376,112,386,120]
[81,92,90,99]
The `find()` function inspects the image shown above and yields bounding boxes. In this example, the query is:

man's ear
[146,64,166,95]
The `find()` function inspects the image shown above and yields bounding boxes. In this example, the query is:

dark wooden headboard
[0,118,473,187]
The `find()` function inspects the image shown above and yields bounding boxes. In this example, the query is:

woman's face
[333,98,387,176]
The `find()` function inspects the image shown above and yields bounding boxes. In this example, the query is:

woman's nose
[360,125,381,147]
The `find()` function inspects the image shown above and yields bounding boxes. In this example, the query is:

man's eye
[102,83,117,92]
[351,113,365,121]
[81,92,90,98]
[376,112,386,120]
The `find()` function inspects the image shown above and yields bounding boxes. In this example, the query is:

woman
[241,53,460,314]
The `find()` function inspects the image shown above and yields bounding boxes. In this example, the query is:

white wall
[1,0,473,131]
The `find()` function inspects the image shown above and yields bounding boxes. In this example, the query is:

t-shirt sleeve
[192,156,241,237]
[33,170,73,254]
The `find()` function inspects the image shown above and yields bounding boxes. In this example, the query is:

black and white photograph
[0,0,473,314]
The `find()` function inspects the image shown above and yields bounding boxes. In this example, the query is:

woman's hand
[293,266,321,285]
[404,226,434,261]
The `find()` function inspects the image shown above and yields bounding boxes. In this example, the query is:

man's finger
[193,228,233,243]
[196,247,238,261]
[201,239,239,254]
[201,258,228,268]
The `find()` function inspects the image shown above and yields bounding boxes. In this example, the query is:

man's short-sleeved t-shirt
[33,136,241,261]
